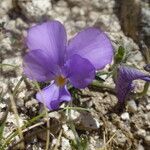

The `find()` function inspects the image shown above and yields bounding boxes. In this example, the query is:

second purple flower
[23,20,113,110]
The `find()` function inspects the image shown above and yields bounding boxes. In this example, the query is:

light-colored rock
[144,135,150,145]
[137,143,145,150]
[48,111,61,120]
[68,110,80,121]
[97,14,121,32]
[127,100,138,113]
[16,98,24,108]
[7,112,25,128]
[2,57,22,72]
[75,20,86,29]
[89,11,99,21]
[0,37,12,51]
[61,137,71,150]
[91,136,103,149]
[4,20,20,34]
[57,0,68,7]
[18,0,52,21]
[121,112,130,120]
[0,103,7,109]
[0,15,9,24]
[71,6,85,17]
[0,0,13,17]
[16,18,28,30]
[25,98,38,108]
[137,129,146,138]
[62,124,75,140]
[146,104,150,111]
[76,112,101,131]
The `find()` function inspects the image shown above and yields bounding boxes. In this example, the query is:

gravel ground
[0,0,150,150]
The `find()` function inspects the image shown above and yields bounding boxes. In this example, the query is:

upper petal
[67,28,113,70]
[64,54,95,89]
[36,82,71,110]
[23,49,59,82]
[116,65,150,102]
[26,21,67,65]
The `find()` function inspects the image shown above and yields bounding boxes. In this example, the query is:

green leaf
[0,122,5,145]
[115,46,126,64]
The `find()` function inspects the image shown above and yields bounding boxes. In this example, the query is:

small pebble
[137,129,146,138]
[68,110,80,121]
[127,100,137,112]
[137,144,145,150]
[61,137,71,150]
[144,135,150,145]
[121,112,130,120]
[146,104,150,111]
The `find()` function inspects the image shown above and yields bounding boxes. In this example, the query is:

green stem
[63,106,91,112]
[67,109,82,150]
[0,63,19,68]
[13,77,24,96]
[2,107,64,149]
[1,112,46,149]
[89,80,115,94]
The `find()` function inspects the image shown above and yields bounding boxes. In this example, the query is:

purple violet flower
[116,65,150,103]
[23,20,113,110]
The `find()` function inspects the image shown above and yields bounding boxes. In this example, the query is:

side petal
[119,66,150,81]
[116,65,150,102]
[23,49,58,82]
[116,76,133,103]
[67,28,113,70]
[64,54,95,89]
[26,21,67,65]
[36,83,71,110]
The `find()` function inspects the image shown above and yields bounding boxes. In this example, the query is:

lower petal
[64,54,95,88]
[36,82,71,110]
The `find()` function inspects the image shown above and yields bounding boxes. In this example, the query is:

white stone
[4,20,15,30]
[62,124,75,140]
[137,129,146,138]
[0,0,12,16]
[2,56,22,73]
[16,18,28,29]
[0,15,9,24]
[127,100,138,112]
[65,130,75,140]
[18,0,52,21]
[144,136,150,145]
[0,37,12,51]
[4,20,21,34]
[146,104,150,111]
[62,124,69,132]
[61,137,71,150]
[121,112,130,120]
[137,144,145,150]
[25,98,38,108]
[75,21,86,28]
[0,103,6,109]
[89,11,99,21]
[68,110,80,121]
[7,112,24,127]
[48,111,61,120]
